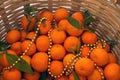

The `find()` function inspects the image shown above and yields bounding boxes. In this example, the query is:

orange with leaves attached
[21,16,36,31]
[64,36,80,52]
[22,55,31,65]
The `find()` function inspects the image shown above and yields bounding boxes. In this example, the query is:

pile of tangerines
[0,8,120,80]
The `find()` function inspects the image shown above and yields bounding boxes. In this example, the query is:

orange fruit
[20,30,27,41]
[58,19,68,31]
[88,69,102,80]
[11,42,22,56]
[22,40,36,56]
[22,55,31,65]
[3,68,21,80]
[66,22,83,36]
[31,52,48,72]
[50,44,66,60]
[5,29,21,44]
[96,42,110,52]
[21,16,36,31]
[69,73,87,80]
[75,58,95,76]
[26,31,35,40]
[64,36,80,52]
[90,48,109,66]
[50,28,67,44]
[50,60,64,76]
[55,75,68,80]
[108,53,117,63]
[54,8,69,21]
[38,19,52,34]
[81,31,97,44]
[0,50,16,67]
[71,11,84,23]
[81,46,90,57]
[36,35,50,52]
[104,63,120,80]
[38,10,53,22]
[63,53,75,66]
[23,71,40,80]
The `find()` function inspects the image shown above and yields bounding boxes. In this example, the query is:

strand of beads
[2,18,46,71]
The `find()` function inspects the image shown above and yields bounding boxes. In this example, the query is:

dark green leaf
[39,71,48,80]
[68,48,76,54]
[72,70,80,80]
[26,21,31,33]
[67,17,81,29]
[0,54,2,59]
[76,44,81,54]
[6,54,33,74]
[107,40,118,45]
[0,41,9,51]
[83,10,96,26]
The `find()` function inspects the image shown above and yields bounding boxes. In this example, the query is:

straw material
[0,0,120,63]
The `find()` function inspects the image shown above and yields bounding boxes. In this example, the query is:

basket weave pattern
[0,0,120,64]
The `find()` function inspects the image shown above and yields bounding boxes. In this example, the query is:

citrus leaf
[6,54,33,74]
[76,44,81,54]
[0,41,9,51]
[0,54,2,59]
[107,40,118,45]
[83,10,96,26]
[26,21,31,33]
[68,48,76,54]
[67,17,81,29]
[72,70,80,80]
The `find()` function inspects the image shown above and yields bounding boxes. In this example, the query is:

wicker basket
[0,0,120,65]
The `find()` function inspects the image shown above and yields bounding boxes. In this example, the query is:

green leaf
[68,48,76,54]
[83,10,96,26]
[6,54,33,74]
[0,41,9,51]
[72,70,80,80]
[0,54,2,59]
[76,44,81,54]
[26,21,31,33]
[67,17,81,29]
[107,40,118,45]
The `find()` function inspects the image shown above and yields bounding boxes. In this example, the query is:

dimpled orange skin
[90,48,109,67]
[31,52,48,72]
[3,68,22,80]
[50,44,66,60]
[5,29,21,44]
[50,28,67,44]
[50,60,64,76]
[36,35,50,52]
[81,31,97,44]
[22,40,36,56]
[64,36,80,52]
[75,58,95,76]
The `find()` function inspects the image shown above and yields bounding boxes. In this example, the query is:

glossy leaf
[6,54,33,74]
[68,48,76,54]
[76,44,81,54]
[0,41,9,51]
[72,70,80,80]
[67,17,81,29]
[107,40,118,45]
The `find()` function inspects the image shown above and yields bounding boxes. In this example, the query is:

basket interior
[0,0,120,64]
